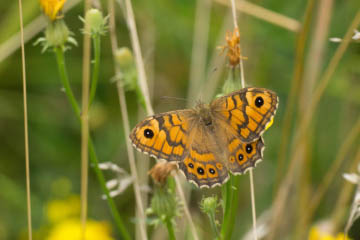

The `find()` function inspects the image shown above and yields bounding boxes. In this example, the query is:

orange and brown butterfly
[130,87,278,188]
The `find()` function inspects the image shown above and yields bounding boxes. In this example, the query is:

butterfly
[130,88,278,188]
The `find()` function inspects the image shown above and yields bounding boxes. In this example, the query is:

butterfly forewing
[130,110,194,162]
[212,87,278,143]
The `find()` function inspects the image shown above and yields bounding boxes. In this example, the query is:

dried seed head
[218,27,247,67]
[149,162,177,185]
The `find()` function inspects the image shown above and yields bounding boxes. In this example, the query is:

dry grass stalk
[80,1,92,238]
[123,0,153,115]
[201,13,232,103]
[135,19,155,238]
[187,0,212,105]
[268,10,360,239]
[228,0,257,238]
[295,0,334,237]
[108,1,148,239]
[18,0,32,239]
[274,0,316,194]
[300,118,360,230]
[174,176,200,240]
[213,0,301,32]
[118,0,200,239]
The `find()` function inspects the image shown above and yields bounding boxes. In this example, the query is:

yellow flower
[39,0,67,20]
[46,219,114,240]
[308,226,351,240]
[46,195,80,223]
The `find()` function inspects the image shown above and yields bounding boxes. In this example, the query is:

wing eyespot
[197,167,205,175]
[144,128,154,139]
[255,96,264,108]
[245,144,253,154]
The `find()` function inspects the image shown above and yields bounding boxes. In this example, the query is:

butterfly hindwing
[177,126,229,188]
[227,137,264,174]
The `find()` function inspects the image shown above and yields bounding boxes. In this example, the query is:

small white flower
[329,29,360,43]
[344,163,360,235]
[329,37,342,42]
[343,173,360,184]
[99,162,150,199]
[353,29,360,40]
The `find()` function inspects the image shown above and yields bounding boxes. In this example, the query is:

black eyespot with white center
[144,129,154,138]
[246,144,253,154]
[188,163,194,168]
[255,96,264,108]
[197,167,205,175]
[209,168,216,175]
[238,154,244,161]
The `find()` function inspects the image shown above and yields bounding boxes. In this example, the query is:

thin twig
[229,0,257,238]
[18,0,32,239]
[249,170,258,240]
[135,15,156,240]
[80,1,91,239]
[119,0,199,239]
[174,175,200,240]
[214,0,301,32]
[108,1,148,240]
[233,0,256,238]
[123,0,153,115]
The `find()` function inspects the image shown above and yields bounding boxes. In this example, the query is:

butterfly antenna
[160,96,189,102]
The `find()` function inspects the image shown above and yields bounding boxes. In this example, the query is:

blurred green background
[0,0,359,239]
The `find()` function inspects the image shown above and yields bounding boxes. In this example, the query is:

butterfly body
[130,88,278,188]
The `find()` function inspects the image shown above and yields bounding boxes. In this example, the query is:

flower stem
[208,211,220,238]
[54,47,81,117]
[221,174,240,239]
[88,139,131,240]
[89,35,101,106]
[53,46,131,240]
[165,218,176,240]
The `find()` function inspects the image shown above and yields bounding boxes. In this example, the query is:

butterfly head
[195,102,213,127]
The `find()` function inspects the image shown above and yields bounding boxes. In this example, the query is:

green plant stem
[53,46,131,240]
[88,139,131,240]
[221,174,240,239]
[165,218,176,240]
[54,47,81,117]
[89,35,101,106]
[208,211,220,239]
